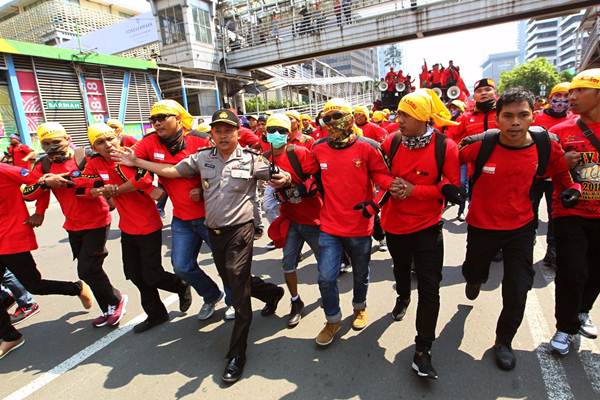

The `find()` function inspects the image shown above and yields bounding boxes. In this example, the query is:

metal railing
[217,0,443,51]
[249,91,375,117]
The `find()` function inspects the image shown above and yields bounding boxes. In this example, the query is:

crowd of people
[0,68,599,387]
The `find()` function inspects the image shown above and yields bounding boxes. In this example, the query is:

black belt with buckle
[209,221,253,235]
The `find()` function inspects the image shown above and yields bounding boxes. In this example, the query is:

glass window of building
[192,6,212,44]
[158,6,186,45]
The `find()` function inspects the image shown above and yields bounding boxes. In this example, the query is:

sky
[0,0,151,12]
[380,21,520,89]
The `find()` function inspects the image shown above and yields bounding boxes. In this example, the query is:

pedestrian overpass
[221,0,597,70]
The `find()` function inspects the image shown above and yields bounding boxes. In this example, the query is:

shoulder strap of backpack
[36,155,52,174]
[286,144,308,181]
[73,147,88,171]
[434,131,447,183]
[387,132,402,168]
[576,118,600,154]
[470,130,500,190]
[528,127,552,177]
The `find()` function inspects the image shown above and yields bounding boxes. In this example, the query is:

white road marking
[3,295,178,400]
[534,245,600,396]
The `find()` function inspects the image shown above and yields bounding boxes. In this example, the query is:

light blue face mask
[266,131,288,149]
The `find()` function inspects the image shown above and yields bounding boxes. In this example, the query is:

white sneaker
[579,313,598,339]
[197,291,223,321]
[340,263,352,274]
[224,306,236,321]
[378,239,388,252]
[550,331,575,355]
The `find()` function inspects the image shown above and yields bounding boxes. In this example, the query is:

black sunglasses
[322,111,346,124]
[266,126,289,134]
[149,114,175,123]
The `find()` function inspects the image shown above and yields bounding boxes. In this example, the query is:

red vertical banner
[84,79,109,123]
[16,71,44,134]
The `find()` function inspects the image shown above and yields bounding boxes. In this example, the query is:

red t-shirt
[23,157,111,231]
[258,135,271,153]
[534,110,571,130]
[551,118,600,220]
[381,131,460,234]
[239,127,260,148]
[8,143,33,169]
[430,69,442,85]
[80,156,162,235]
[460,138,572,230]
[312,137,393,237]
[447,109,498,144]
[134,133,209,221]
[120,135,138,148]
[268,145,321,226]
[0,164,38,254]
[358,122,387,143]
[310,127,327,141]
[384,122,400,134]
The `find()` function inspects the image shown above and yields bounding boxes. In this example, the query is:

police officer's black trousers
[386,222,443,352]
[209,221,281,359]
[0,252,81,341]
[462,221,535,346]
[554,216,600,334]
[68,225,120,312]
[121,230,187,320]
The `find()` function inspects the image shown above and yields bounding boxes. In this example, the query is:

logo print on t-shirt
[482,163,496,174]
[154,152,165,160]
[353,159,363,168]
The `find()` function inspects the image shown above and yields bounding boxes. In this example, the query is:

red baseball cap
[267,216,291,249]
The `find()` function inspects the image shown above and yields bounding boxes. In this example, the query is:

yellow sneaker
[352,308,368,330]
[78,281,94,310]
[315,322,341,347]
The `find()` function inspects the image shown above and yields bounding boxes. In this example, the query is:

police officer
[112,109,290,384]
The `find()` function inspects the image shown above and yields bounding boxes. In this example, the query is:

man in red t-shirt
[106,119,137,148]
[311,98,394,346]
[132,100,227,321]
[531,82,572,268]
[353,106,387,143]
[8,134,35,170]
[548,69,600,356]
[79,123,191,334]
[285,110,314,149]
[447,78,498,222]
[264,114,321,328]
[381,89,461,379]
[459,88,580,371]
[385,67,397,93]
[22,122,126,328]
[0,163,93,359]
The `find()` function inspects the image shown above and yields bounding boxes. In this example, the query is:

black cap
[474,78,496,91]
[210,109,239,127]
[257,115,267,123]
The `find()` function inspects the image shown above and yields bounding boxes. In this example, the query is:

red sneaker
[92,313,109,328]
[11,303,40,325]
[106,295,128,326]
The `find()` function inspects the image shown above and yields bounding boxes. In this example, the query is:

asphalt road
[1,200,599,400]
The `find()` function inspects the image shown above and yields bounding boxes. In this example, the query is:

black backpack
[36,147,90,174]
[461,127,554,199]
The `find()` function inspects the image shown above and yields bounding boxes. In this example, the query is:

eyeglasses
[149,114,175,123]
[266,127,289,134]
[322,111,347,124]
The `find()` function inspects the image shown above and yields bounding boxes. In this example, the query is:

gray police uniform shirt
[175,145,271,229]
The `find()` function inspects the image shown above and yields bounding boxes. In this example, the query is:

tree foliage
[498,58,561,96]
[383,44,403,69]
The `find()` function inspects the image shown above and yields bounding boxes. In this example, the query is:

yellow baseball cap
[372,111,386,123]
[266,113,291,131]
[150,99,194,130]
[323,98,352,114]
[398,89,458,127]
[569,69,600,90]
[87,123,115,146]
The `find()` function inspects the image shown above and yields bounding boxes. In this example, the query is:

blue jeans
[1,269,34,308]
[171,216,224,304]
[282,222,320,273]
[317,232,372,323]
[458,164,469,215]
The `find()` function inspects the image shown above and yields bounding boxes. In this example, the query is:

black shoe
[133,315,168,334]
[543,247,556,269]
[465,282,481,300]
[392,297,410,321]
[261,287,284,316]
[178,283,192,313]
[254,227,263,241]
[222,356,246,383]
[2,294,15,311]
[412,351,438,379]
[287,298,305,327]
[494,343,516,371]
[457,213,465,222]
[492,250,503,262]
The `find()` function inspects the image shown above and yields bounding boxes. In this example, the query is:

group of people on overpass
[0,67,599,387]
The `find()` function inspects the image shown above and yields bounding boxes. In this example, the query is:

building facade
[481,51,520,85]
